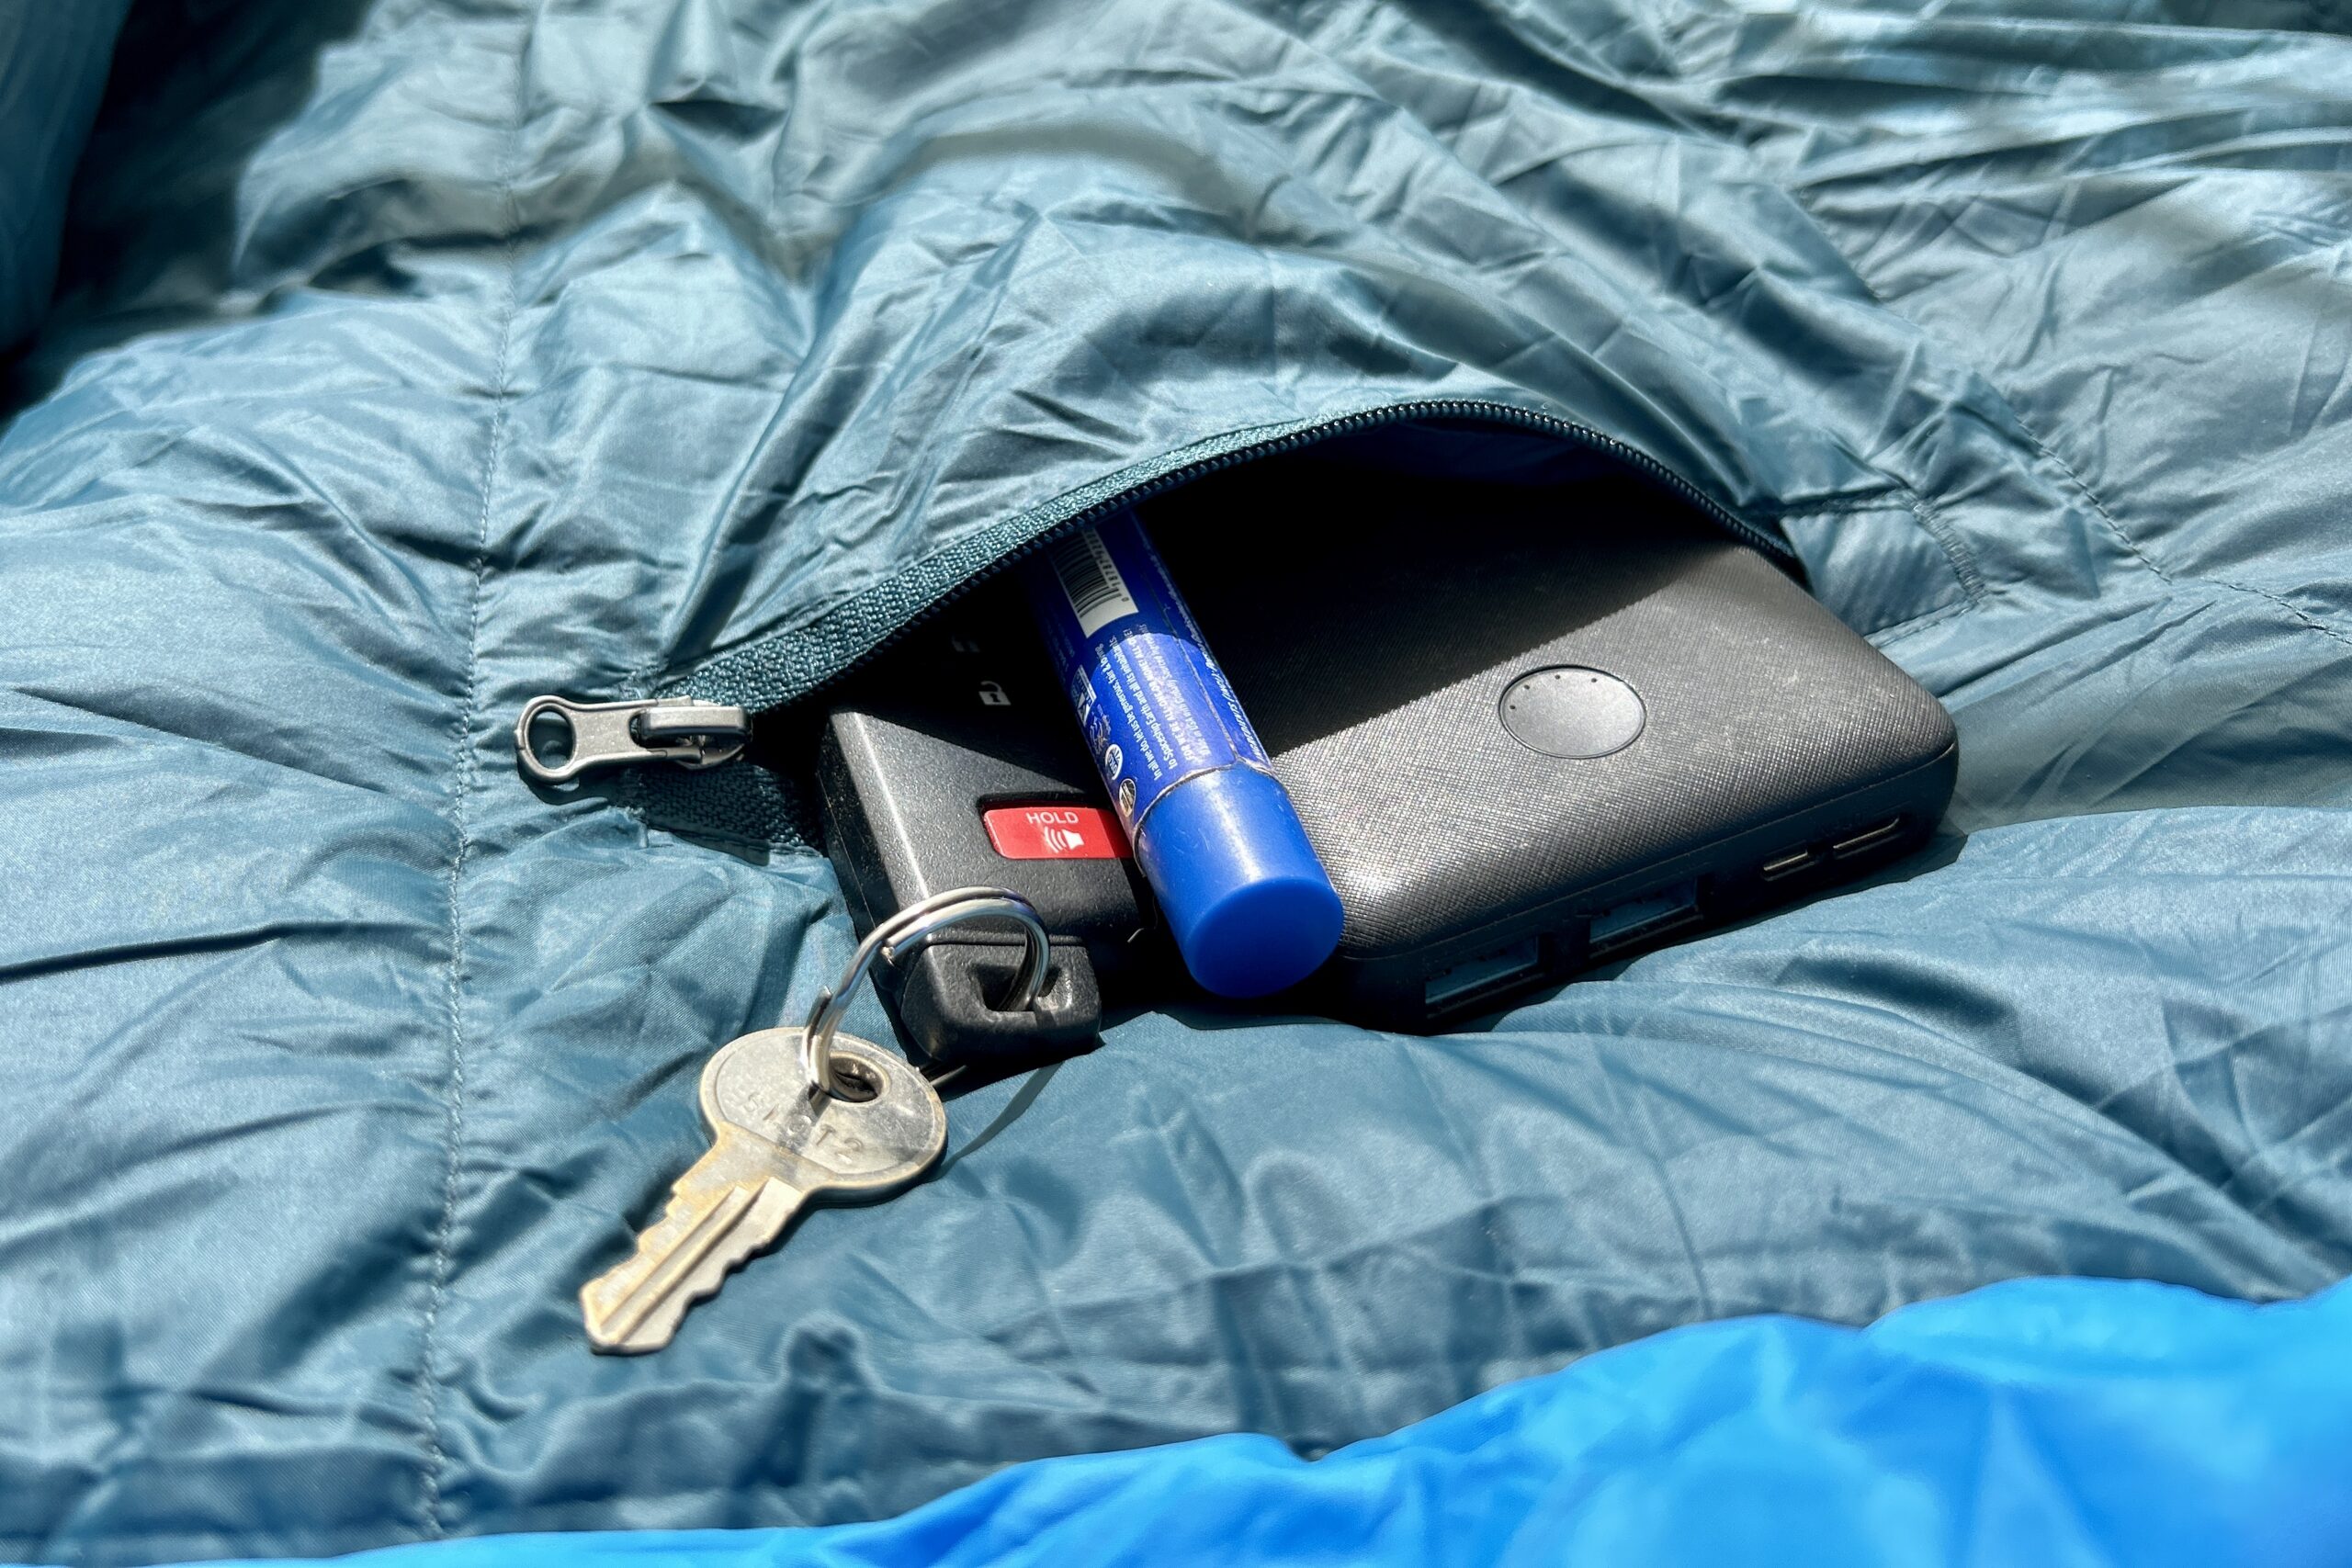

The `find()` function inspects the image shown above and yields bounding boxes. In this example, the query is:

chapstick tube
[1027,512,1345,998]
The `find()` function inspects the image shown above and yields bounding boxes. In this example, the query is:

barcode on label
[1047,529,1140,637]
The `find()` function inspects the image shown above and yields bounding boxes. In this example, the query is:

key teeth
[577,1030,948,1355]
[580,1190,724,1354]
[580,1179,797,1354]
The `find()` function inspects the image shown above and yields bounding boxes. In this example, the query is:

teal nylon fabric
[4,2,2350,1562]
[0,0,130,348]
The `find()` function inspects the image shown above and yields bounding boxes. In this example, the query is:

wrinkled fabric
[3,1,2351,1564]
[37,1275,2352,1568]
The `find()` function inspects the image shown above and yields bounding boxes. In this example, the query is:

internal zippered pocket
[514,397,1792,807]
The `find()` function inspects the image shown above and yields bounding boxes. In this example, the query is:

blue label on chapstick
[1027,510,1346,998]
[1028,513,1273,839]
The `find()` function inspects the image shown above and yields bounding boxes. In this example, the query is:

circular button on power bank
[1498,666,1645,759]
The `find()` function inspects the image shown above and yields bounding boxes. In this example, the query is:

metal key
[580,1027,946,1354]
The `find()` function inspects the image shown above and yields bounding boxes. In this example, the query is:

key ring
[801,887,1049,1098]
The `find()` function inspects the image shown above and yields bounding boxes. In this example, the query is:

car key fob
[816,580,1175,1065]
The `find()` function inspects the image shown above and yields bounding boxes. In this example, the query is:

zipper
[514,694,752,785]
[514,398,1784,782]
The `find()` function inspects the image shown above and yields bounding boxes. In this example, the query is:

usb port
[1758,848,1818,882]
[1424,938,1544,1013]
[1587,881,1702,958]
[1831,817,1906,860]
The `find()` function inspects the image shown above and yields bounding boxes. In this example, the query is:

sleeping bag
[3,1,2349,1563]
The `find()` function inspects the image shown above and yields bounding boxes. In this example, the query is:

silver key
[580,1027,946,1354]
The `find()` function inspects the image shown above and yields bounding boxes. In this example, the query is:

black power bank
[820,457,1956,1035]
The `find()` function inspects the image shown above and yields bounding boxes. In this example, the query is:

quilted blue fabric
[4,1,2348,1562]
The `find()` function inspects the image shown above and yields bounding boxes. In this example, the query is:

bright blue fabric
[100,1275,2352,1568]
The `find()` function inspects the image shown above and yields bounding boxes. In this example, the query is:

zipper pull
[514,695,752,784]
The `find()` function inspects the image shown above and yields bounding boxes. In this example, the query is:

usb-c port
[1758,848,1817,882]
[1831,817,1906,859]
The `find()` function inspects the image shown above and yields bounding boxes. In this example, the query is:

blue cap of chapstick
[1027,511,1347,999]
[1137,765,1346,998]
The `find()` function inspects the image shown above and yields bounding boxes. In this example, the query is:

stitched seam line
[1753,495,1918,520]
[1870,595,1979,649]
[1754,483,1987,607]
[1750,485,1991,637]
[1771,484,1989,612]
[2028,426,2352,651]
[1897,485,1988,604]
[1999,390,2352,649]
[415,7,531,1540]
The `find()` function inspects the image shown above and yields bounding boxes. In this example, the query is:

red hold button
[983,804,1129,860]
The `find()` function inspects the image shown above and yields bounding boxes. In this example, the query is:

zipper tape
[516,398,1784,780]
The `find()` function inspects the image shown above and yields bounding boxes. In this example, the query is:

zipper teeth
[758,398,1784,716]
